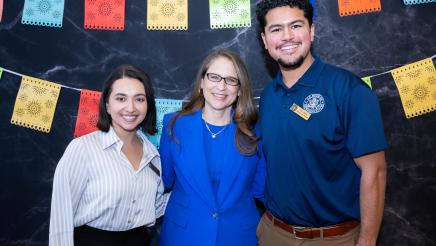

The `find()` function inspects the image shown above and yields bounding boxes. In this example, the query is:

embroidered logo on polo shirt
[303,94,325,114]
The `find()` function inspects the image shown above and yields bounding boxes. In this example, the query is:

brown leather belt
[265,210,359,239]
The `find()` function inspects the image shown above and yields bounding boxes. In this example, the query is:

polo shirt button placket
[282,93,290,109]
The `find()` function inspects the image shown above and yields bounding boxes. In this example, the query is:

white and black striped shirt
[49,127,165,246]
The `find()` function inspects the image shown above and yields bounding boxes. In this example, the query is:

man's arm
[354,151,387,246]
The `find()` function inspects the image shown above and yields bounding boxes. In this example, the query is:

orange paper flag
[74,89,102,138]
[84,0,125,30]
[338,0,381,16]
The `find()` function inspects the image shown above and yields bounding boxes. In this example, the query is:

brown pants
[256,213,360,246]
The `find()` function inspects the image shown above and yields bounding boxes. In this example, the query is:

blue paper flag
[21,0,65,27]
[147,99,183,148]
[312,0,316,18]
[403,0,436,5]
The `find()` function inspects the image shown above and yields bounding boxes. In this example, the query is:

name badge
[290,103,311,120]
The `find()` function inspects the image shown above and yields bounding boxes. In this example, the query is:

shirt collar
[273,56,325,90]
[101,127,159,156]
[137,129,160,158]
[101,126,121,149]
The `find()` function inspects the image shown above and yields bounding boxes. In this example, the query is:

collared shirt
[259,57,387,227]
[49,127,165,246]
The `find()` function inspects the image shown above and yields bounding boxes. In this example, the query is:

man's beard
[277,55,305,70]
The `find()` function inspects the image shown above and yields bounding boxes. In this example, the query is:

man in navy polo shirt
[255,1,387,246]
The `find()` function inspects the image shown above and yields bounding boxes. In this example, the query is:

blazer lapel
[216,122,243,207]
[178,110,217,211]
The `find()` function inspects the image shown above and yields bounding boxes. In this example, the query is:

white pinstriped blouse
[49,127,165,246]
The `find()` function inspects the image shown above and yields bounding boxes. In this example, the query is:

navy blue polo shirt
[259,57,387,227]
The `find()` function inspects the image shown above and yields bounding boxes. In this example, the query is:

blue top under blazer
[158,110,266,246]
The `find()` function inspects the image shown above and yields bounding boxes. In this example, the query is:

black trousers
[74,225,153,246]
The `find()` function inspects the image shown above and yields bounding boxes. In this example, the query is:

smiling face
[201,56,240,116]
[106,77,148,135]
[261,6,315,70]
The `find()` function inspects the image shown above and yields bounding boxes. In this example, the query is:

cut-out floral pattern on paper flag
[209,0,251,29]
[74,89,102,138]
[21,0,65,27]
[403,0,436,5]
[391,58,436,119]
[84,0,125,30]
[147,0,188,30]
[338,0,381,16]
[147,99,183,148]
[11,76,61,133]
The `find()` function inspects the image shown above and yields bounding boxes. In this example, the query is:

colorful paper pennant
[84,0,125,30]
[209,0,251,29]
[0,0,3,22]
[403,0,436,4]
[21,0,65,27]
[311,0,316,18]
[338,0,381,17]
[391,58,436,119]
[147,0,188,30]
[74,89,101,138]
[147,99,183,148]
[361,76,372,88]
[11,76,61,133]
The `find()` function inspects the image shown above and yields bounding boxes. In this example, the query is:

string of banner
[0,0,434,29]
[0,54,435,148]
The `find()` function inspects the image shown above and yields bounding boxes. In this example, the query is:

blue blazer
[158,110,266,246]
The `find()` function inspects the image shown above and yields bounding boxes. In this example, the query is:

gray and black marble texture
[0,1,435,245]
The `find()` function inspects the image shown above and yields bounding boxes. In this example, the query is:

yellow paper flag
[147,0,188,30]
[391,58,436,119]
[11,76,61,132]
[361,76,372,88]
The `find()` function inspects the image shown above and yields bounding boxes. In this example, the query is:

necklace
[204,121,228,139]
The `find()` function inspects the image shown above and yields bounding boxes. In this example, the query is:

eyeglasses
[205,73,240,86]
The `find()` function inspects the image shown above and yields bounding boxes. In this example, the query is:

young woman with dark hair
[49,64,164,246]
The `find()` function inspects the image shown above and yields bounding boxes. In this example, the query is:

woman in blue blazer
[159,49,266,246]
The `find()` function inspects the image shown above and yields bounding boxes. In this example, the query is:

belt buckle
[292,226,306,239]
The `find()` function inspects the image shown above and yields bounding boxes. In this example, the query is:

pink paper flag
[0,0,3,22]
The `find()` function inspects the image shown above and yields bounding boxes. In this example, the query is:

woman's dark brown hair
[170,49,258,155]
[97,64,157,135]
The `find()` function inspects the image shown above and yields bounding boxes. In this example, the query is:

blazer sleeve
[49,138,89,246]
[251,129,266,203]
[159,114,176,191]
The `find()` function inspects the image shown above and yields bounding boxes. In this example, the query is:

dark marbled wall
[0,1,435,245]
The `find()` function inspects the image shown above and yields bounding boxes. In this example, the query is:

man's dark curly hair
[256,0,314,31]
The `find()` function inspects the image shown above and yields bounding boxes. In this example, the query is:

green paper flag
[209,0,251,29]
[361,76,372,88]
[0,67,3,79]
